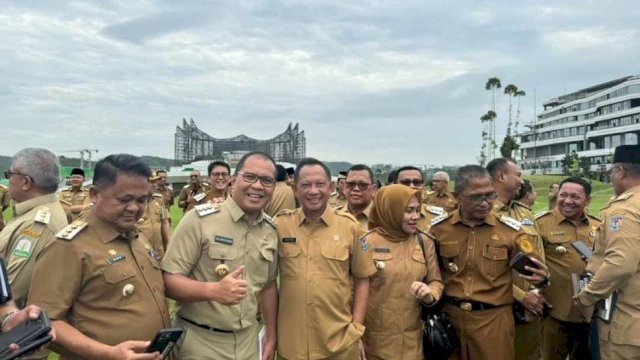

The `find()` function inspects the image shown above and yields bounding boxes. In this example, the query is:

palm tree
[484,77,501,160]
[504,84,518,136]
[514,89,526,134]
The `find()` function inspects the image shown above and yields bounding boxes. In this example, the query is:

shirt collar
[552,207,589,225]
[86,210,135,244]
[297,205,334,226]
[15,194,58,217]
[225,196,266,225]
[450,208,496,226]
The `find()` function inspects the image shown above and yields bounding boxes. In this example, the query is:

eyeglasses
[345,181,372,190]
[4,170,30,180]
[398,179,424,187]
[461,192,498,205]
[190,175,200,178]
[237,172,276,188]
[210,172,230,179]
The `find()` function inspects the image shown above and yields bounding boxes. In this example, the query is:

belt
[179,316,234,333]
[445,297,500,312]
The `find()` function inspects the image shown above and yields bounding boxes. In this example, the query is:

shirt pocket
[320,243,350,280]
[278,244,301,279]
[411,249,428,280]
[372,251,393,277]
[251,246,275,285]
[102,264,143,306]
[207,244,240,279]
[482,246,509,279]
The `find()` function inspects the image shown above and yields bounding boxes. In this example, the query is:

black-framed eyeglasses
[4,170,30,180]
[398,179,424,187]
[210,172,230,179]
[345,181,372,190]
[190,175,200,178]
[237,172,276,188]
[461,192,498,205]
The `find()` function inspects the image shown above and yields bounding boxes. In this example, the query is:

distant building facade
[174,119,306,164]
[518,75,640,175]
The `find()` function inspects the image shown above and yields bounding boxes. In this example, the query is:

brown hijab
[368,184,422,242]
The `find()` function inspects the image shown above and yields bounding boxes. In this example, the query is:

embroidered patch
[521,218,534,226]
[360,237,369,252]
[12,239,32,258]
[19,229,41,238]
[214,236,234,245]
[373,247,390,253]
[610,216,623,232]
[282,237,297,243]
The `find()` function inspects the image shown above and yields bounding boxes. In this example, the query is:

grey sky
[1,1,639,166]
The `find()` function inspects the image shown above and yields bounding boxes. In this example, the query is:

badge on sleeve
[360,237,369,252]
[610,216,623,232]
[12,239,33,258]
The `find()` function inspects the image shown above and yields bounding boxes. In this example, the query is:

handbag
[416,233,459,359]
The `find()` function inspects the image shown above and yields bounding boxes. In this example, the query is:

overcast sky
[1,1,639,166]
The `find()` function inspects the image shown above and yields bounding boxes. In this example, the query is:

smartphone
[571,240,592,261]
[0,311,52,360]
[146,328,184,358]
[509,252,538,276]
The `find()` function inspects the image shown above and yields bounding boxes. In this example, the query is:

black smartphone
[0,311,52,360]
[509,252,538,276]
[146,328,184,358]
[571,240,592,261]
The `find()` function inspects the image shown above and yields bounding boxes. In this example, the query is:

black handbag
[417,233,459,359]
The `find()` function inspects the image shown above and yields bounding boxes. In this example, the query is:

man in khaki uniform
[536,177,600,359]
[336,164,377,231]
[576,145,640,359]
[264,164,296,217]
[393,166,445,232]
[137,174,171,259]
[0,184,10,231]
[177,170,209,213]
[429,165,549,360]
[487,157,546,360]
[517,179,537,208]
[424,171,458,212]
[57,168,91,222]
[0,148,67,310]
[162,151,279,360]
[548,183,559,211]
[204,160,231,203]
[155,170,174,210]
[328,171,348,209]
[276,158,376,360]
[29,154,170,360]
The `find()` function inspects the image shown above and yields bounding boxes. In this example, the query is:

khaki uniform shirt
[423,190,458,212]
[576,185,640,346]
[157,185,174,210]
[0,194,67,308]
[418,204,445,233]
[364,231,444,359]
[328,192,347,209]
[276,206,377,359]
[57,187,91,222]
[28,211,170,358]
[536,208,600,322]
[161,197,278,331]
[177,183,209,212]
[264,181,296,217]
[0,185,10,231]
[429,210,526,306]
[493,200,545,302]
[336,202,372,232]
[136,193,169,259]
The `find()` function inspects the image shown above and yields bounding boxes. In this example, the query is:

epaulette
[58,199,72,206]
[424,205,444,216]
[360,229,375,239]
[430,212,451,226]
[262,213,277,229]
[202,182,210,187]
[152,192,164,198]
[183,184,190,188]
[0,184,6,190]
[534,210,551,220]
[167,185,173,190]
[612,192,633,202]
[56,220,88,240]
[275,209,296,218]
[499,215,522,231]
[34,207,51,224]
[330,191,338,196]
[335,209,358,223]
[587,213,601,222]
[194,203,219,217]
[425,190,435,195]
[514,201,531,210]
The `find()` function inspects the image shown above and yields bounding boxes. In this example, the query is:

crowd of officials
[0,144,639,360]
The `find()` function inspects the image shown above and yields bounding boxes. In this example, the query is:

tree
[484,77,502,160]
[514,89,526,134]
[503,84,518,136]
[500,134,519,159]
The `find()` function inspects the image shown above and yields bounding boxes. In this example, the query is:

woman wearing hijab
[362,184,444,360]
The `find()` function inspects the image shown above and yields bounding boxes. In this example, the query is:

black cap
[613,145,640,164]
[285,167,295,176]
[70,168,85,177]
[337,171,347,180]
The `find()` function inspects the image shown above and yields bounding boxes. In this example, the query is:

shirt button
[468,246,473,250]
[465,292,470,296]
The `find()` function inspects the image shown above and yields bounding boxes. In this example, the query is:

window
[612,135,622,147]
[625,133,638,145]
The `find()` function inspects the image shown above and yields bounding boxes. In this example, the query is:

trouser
[278,340,359,360]
[172,317,259,360]
[597,319,640,360]
[444,303,514,360]
[515,317,541,360]
[542,316,591,360]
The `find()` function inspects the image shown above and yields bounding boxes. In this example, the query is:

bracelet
[0,310,19,332]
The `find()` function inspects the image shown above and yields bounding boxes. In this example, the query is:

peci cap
[613,145,640,164]
[70,168,85,177]
[337,171,347,180]
[285,167,295,176]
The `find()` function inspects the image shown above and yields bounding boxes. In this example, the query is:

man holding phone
[162,151,279,360]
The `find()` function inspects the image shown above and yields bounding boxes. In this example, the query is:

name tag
[214,236,234,245]
[373,248,390,253]
[282,237,297,243]
[106,255,126,265]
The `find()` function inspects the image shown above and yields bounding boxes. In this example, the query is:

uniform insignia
[194,203,219,217]
[214,236,234,245]
[106,255,126,265]
[425,205,444,216]
[108,249,117,256]
[333,235,340,242]
[263,214,277,229]
[282,237,297,243]
[192,192,206,202]
[447,262,459,272]
[56,221,88,240]
[610,216,623,232]
[518,238,533,254]
[551,231,565,235]
[430,213,451,226]
[521,218,534,226]
[589,226,597,238]
[373,248,390,253]
[137,217,145,224]
[555,245,567,254]
[144,243,151,250]
[19,229,41,238]
[12,239,33,258]
[375,261,386,270]
[534,211,549,219]
[214,264,230,279]
[122,284,135,297]
[499,215,522,231]
[360,236,369,252]
[152,192,163,198]
[491,234,500,241]
[34,207,51,224]
[183,184,190,188]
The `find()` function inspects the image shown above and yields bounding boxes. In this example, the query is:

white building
[518,75,640,176]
